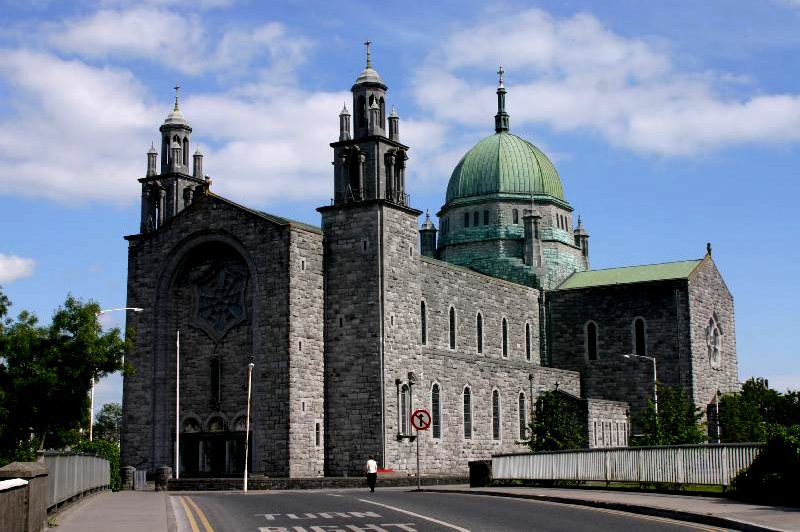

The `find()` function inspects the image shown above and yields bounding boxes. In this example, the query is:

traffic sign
[411,408,432,430]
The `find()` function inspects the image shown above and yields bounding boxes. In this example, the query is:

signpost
[411,408,432,490]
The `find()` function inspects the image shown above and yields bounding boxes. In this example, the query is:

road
[171,488,724,532]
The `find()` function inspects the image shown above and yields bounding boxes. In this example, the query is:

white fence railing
[43,453,110,509]
[493,444,763,486]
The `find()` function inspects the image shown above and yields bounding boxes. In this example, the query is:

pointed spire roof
[148,142,157,154]
[420,209,436,231]
[340,102,350,115]
[389,105,398,118]
[495,66,509,133]
[163,83,189,126]
[354,40,385,86]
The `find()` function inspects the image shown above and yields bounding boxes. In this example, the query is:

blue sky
[1,0,799,414]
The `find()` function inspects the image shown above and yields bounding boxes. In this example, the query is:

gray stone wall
[548,280,693,420]
[380,254,581,475]
[123,194,316,476]
[687,258,740,407]
[287,228,325,477]
[319,201,385,476]
[585,398,630,448]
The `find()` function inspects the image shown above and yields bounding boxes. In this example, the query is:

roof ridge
[574,259,703,274]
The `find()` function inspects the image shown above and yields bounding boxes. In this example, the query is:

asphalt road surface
[172,488,725,532]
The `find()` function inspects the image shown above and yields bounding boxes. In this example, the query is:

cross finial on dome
[173,83,181,111]
[497,65,505,88]
[364,40,372,68]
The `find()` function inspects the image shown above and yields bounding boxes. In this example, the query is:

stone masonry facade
[122,53,741,479]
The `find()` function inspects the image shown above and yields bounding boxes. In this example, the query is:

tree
[526,391,587,452]
[93,402,122,444]
[0,288,129,464]
[633,383,705,446]
[718,378,800,443]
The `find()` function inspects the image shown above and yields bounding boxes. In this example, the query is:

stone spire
[495,66,510,133]
[339,103,351,141]
[419,210,438,258]
[388,105,399,141]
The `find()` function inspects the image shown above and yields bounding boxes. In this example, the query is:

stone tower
[319,43,422,475]
[138,86,207,233]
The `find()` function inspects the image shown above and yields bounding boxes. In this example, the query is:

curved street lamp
[90,307,145,441]
[623,353,658,415]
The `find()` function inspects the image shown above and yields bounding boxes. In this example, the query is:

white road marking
[357,499,470,532]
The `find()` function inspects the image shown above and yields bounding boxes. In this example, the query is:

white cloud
[413,8,800,156]
[49,7,310,78]
[0,254,35,284]
[0,49,159,204]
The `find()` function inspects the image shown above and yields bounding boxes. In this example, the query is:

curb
[421,489,784,532]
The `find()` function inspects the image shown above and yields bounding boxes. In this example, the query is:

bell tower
[320,43,423,475]
[138,86,208,233]
[331,42,409,206]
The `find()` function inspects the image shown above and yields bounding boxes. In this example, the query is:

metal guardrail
[493,444,763,486]
[43,453,110,508]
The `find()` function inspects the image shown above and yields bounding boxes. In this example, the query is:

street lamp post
[91,307,144,441]
[623,353,658,415]
[243,356,255,493]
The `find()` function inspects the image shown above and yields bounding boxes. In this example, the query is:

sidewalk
[424,485,800,532]
[49,490,171,532]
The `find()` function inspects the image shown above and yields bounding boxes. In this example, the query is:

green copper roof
[557,259,703,290]
[445,132,565,205]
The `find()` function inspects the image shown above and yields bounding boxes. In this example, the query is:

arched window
[476,312,483,353]
[183,418,200,433]
[420,301,427,345]
[525,323,531,361]
[431,383,441,439]
[473,211,479,226]
[357,95,366,128]
[586,321,598,361]
[633,318,647,356]
[502,318,508,357]
[492,389,501,440]
[210,358,221,404]
[706,315,722,369]
[208,416,224,432]
[400,384,410,434]
[449,307,456,349]
[483,210,489,225]
[182,137,189,166]
[379,97,385,126]
[512,209,519,224]
[518,392,527,440]
[233,416,247,431]
[463,387,472,439]
[464,212,470,228]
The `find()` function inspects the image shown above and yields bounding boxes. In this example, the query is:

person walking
[365,455,378,493]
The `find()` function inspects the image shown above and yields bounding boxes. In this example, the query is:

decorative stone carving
[193,260,248,342]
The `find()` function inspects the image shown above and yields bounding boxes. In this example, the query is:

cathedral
[121,47,740,478]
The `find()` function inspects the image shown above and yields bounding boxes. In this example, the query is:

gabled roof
[206,193,323,234]
[556,259,703,291]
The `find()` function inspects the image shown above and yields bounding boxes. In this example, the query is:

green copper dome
[445,131,565,205]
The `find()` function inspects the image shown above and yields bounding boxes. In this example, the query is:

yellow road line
[185,495,215,532]
[177,496,200,532]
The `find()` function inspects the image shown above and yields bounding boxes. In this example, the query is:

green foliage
[527,391,587,452]
[718,378,800,443]
[93,402,122,444]
[730,424,800,506]
[74,439,121,491]
[633,383,706,446]
[0,288,130,465]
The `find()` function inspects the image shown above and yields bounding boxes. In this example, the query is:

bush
[74,440,121,491]
[730,424,800,507]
